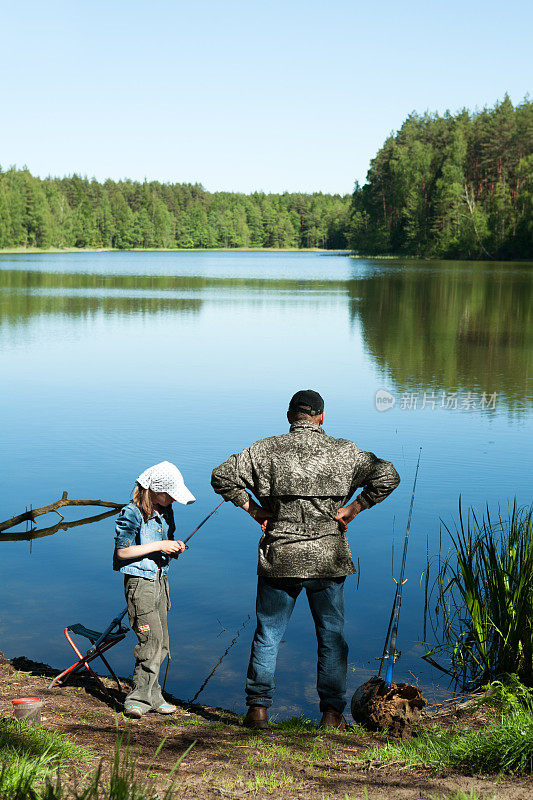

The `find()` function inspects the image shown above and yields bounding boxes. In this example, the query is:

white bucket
[12,697,43,724]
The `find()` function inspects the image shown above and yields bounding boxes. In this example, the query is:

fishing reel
[377,649,401,664]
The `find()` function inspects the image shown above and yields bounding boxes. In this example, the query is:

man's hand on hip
[335,499,365,532]
[242,498,273,532]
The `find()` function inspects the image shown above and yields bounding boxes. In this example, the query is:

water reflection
[1,256,530,412]
[350,261,532,410]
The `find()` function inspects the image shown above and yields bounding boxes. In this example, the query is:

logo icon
[375,389,395,412]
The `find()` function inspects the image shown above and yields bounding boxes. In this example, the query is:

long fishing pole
[183,500,225,545]
[162,499,225,693]
[380,447,422,688]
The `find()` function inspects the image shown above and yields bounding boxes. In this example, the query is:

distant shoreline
[0,246,347,255]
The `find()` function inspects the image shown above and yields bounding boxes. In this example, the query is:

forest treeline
[0,96,531,257]
[348,95,533,259]
[0,168,350,250]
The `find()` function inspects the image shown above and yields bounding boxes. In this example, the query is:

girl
[114,461,195,718]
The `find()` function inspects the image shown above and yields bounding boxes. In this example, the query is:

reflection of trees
[1,292,203,324]
[0,269,347,326]
[0,270,207,324]
[1,260,530,411]
[0,269,345,293]
[347,261,532,409]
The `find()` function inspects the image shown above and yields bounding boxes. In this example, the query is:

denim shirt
[113,502,176,580]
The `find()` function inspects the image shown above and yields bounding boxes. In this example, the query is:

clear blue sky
[0,0,530,194]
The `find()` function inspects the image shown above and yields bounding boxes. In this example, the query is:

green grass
[0,751,60,800]
[425,501,533,688]
[0,719,193,800]
[244,769,296,794]
[0,718,91,762]
[161,716,224,729]
[364,708,533,774]
[214,767,298,795]
[0,718,93,799]
[64,733,194,800]
[225,715,367,769]
[269,714,318,732]
[270,713,367,738]
[234,734,341,766]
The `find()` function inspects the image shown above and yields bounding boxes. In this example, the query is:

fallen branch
[0,491,124,533]
[1,507,121,541]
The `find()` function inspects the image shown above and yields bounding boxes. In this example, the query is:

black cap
[288,389,324,416]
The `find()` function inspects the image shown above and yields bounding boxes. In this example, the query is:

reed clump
[425,500,533,688]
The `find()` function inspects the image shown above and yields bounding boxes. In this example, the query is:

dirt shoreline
[1,653,531,799]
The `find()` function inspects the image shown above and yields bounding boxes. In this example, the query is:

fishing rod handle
[384,660,394,689]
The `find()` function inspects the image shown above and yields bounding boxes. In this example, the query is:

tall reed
[425,500,533,688]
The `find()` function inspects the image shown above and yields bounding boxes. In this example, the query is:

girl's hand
[160,540,185,555]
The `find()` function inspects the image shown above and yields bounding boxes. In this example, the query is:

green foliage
[0,719,193,800]
[478,676,533,714]
[269,714,317,732]
[0,751,59,800]
[0,718,91,800]
[425,502,533,688]
[62,732,193,800]
[0,167,351,251]
[0,717,90,763]
[366,710,533,774]
[349,96,533,259]
[3,96,530,258]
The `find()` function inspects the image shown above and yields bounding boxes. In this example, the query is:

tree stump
[351,676,426,738]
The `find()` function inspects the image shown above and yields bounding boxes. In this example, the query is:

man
[211,389,400,729]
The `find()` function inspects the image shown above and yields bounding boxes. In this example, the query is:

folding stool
[49,607,129,697]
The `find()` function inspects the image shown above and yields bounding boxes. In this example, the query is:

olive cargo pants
[124,574,170,712]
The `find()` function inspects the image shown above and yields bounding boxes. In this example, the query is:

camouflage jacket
[211,420,400,578]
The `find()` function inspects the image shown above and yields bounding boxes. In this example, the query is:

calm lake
[0,251,531,717]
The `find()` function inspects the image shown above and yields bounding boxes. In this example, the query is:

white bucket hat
[137,461,196,505]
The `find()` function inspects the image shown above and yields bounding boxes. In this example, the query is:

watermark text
[375,389,498,412]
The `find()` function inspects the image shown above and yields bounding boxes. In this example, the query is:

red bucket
[12,697,43,724]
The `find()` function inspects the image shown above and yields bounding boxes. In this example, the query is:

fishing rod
[168,499,225,557]
[379,447,422,688]
[162,499,225,693]
[183,499,225,545]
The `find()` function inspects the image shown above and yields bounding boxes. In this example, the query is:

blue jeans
[246,576,348,713]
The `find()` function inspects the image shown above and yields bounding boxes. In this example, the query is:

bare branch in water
[0,491,124,533]
[1,507,121,541]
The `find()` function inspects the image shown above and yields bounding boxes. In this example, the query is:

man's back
[211,420,400,578]
[211,389,401,728]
